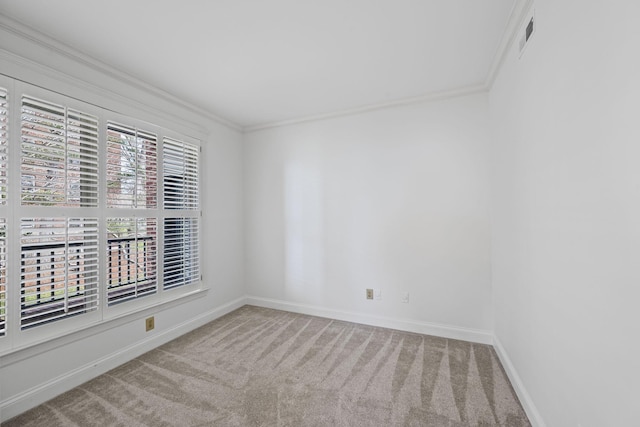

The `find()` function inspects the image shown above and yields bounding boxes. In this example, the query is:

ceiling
[0,0,515,129]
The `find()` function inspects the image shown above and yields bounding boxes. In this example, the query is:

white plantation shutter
[18,93,101,331]
[67,109,99,206]
[0,220,6,337]
[107,123,157,209]
[163,218,200,289]
[107,217,157,305]
[163,137,199,210]
[20,218,99,329]
[0,88,7,336]
[0,87,8,203]
[21,96,99,207]
[162,136,200,290]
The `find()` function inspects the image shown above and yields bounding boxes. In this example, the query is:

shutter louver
[107,217,157,305]
[163,218,200,290]
[0,88,8,204]
[21,96,99,207]
[107,123,157,209]
[20,217,99,329]
[163,138,199,210]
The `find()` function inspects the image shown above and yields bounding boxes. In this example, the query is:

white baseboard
[493,335,546,427]
[245,296,493,345]
[0,296,246,423]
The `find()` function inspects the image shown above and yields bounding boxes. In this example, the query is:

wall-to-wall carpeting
[4,306,530,426]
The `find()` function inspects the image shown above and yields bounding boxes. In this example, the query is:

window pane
[163,217,200,290]
[107,123,157,209]
[21,96,99,207]
[163,138,199,210]
[20,217,99,329]
[107,217,157,305]
[21,97,65,205]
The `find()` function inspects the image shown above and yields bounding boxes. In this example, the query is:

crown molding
[0,15,242,133]
[0,49,205,140]
[484,0,535,90]
[243,83,488,133]
[242,1,533,134]
[0,3,533,135]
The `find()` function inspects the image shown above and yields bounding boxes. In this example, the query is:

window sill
[0,287,208,367]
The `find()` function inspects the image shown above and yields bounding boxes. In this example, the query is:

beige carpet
[4,306,530,426]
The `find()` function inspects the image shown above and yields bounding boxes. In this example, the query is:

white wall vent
[518,8,535,57]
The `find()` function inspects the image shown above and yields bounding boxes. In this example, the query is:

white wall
[244,94,494,338]
[0,22,245,422]
[489,1,640,425]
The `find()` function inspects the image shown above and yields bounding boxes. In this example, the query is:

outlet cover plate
[145,316,155,331]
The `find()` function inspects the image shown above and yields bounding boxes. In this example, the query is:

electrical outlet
[401,292,409,303]
[366,289,374,300]
[145,316,155,332]
[374,289,382,300]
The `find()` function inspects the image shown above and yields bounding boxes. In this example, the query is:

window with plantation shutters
[107,217,157,305]
[106,121,159,306]
[163,137,200,290]
[19,94,100,329]
[0,78,202,351]
[21,96,99,207]
[20,218,99,329]
[107,123,157,209]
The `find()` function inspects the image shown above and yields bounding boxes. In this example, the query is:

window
[0,81,201,351]
[20,218,99,329]
[163,137,199,210]
[19,95,100,329]
[163,137,200,290]
[107,218,157,305]
[163,217,199,289]
[21,96,99,207]
[107,122,157,209]
[106,122,159,306]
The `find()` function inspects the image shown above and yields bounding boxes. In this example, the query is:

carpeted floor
[3,306,530,426]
